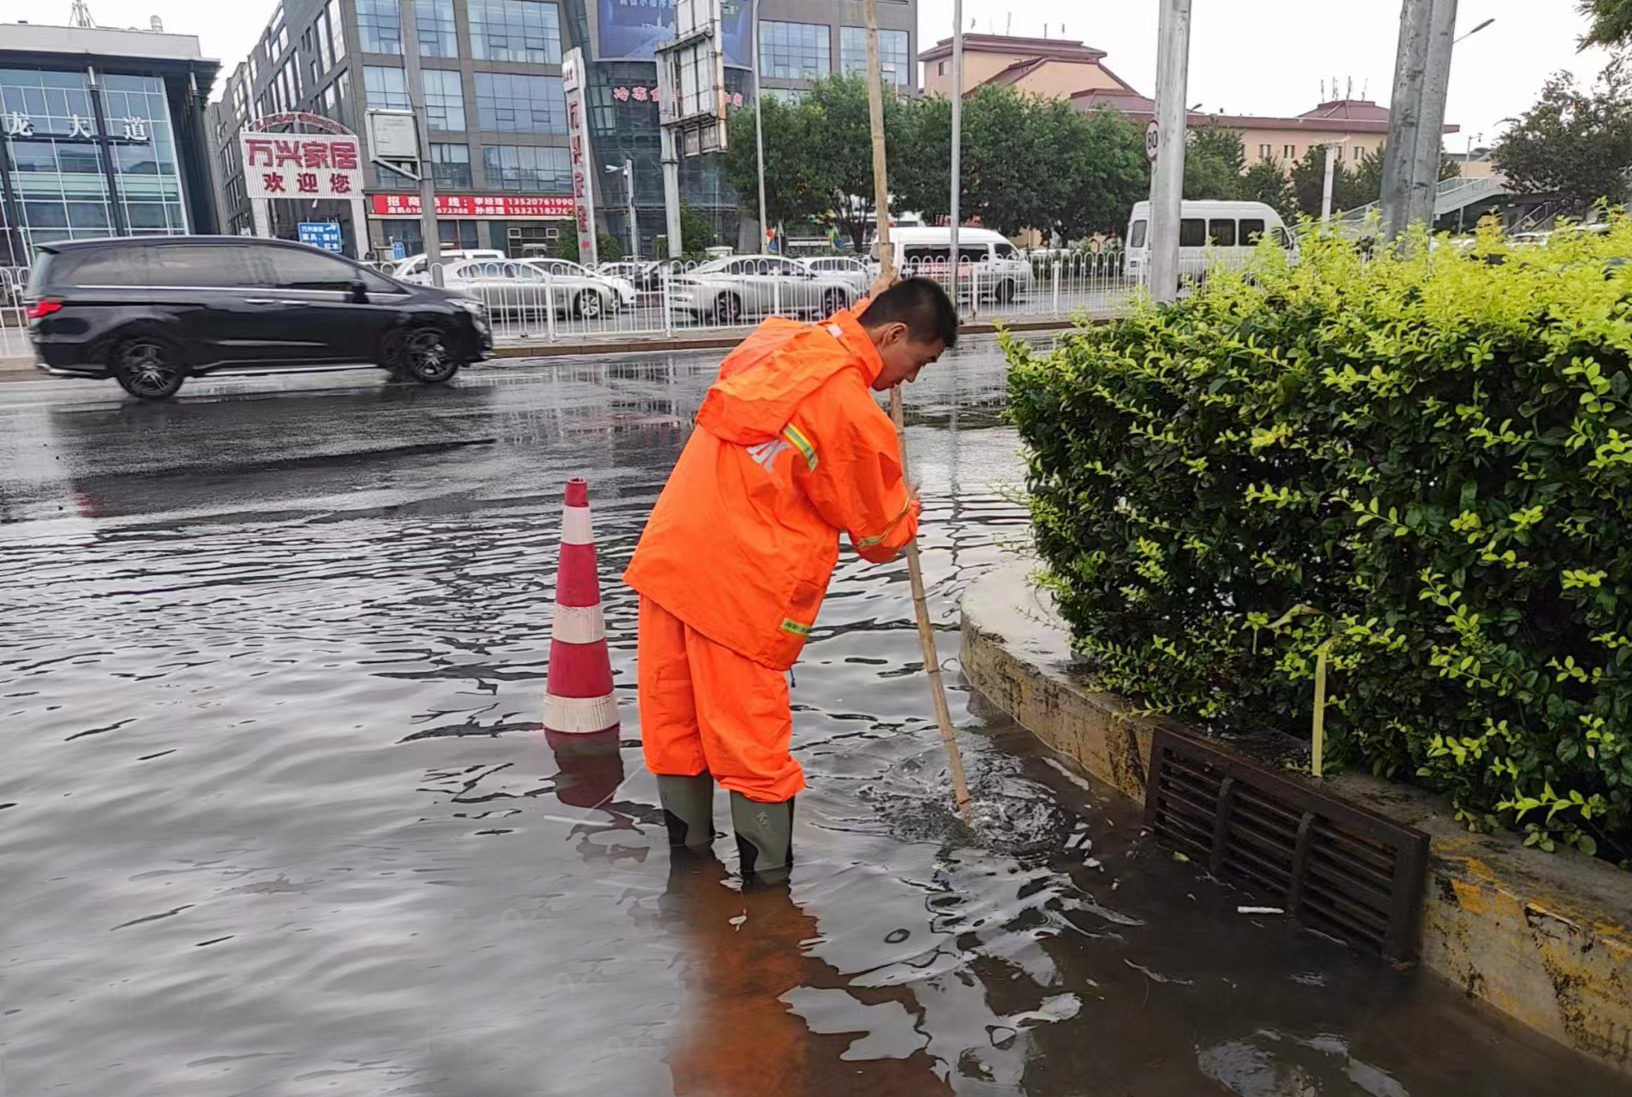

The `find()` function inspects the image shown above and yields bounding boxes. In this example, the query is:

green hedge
[1006,221,1632,860]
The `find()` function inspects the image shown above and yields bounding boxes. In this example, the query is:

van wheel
[112,337,187,399]
[995,280,1017,304]
[383,325,461,385]
[716,293,743,323]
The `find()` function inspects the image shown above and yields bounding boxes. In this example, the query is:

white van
[873,226,1034,303]
[1124,201,1293,283]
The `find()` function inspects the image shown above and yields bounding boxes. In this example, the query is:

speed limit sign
[1145,120,1160,162]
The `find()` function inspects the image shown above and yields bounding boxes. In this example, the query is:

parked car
[1124,200,1294,284]
[875,227,1035,303]
[25,236,492,399]
[393,248,506,281]
[599,260,665,292]
[438,258,629,319]
[523,259,637,312]
[667,256,856,324]
[801,256,873,297]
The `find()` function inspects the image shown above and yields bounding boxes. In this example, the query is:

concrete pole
[949,0,963,305]
[1321,144,1337,223]
[399,0,442,282]
[1409,0,1458,232]
[864,0,892,278]
[1147,0,1192,303]
[753,0,770,254]
[1381,0,1431,240]
[623,159,637,261]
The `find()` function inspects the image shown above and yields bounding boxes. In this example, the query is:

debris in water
[1238,905,1285,916]
[1172,850,1190,863]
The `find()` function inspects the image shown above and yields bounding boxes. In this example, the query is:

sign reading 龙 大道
[369,194,576,218]
[241,133,363,201]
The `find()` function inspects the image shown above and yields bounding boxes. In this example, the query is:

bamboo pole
[866,0,974,823]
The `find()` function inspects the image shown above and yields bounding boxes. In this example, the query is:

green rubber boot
[730,791,795,885]
[657,772,715,849]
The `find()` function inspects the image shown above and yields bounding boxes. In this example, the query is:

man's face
[870,322,948,390]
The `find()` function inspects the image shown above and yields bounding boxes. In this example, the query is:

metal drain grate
[1142,728,1429,962]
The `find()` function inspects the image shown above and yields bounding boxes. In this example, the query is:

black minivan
[26,236,493,399]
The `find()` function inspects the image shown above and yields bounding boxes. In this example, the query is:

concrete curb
[961,559,1632,1077]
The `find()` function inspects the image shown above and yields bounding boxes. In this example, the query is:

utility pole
[611,159,636,261]
[752,0,769,253]
[1321,144,1337,223]
[1380,0,1430,240]
[399,0,442,281]
[948,0,963,300]
[1147,0,1192,303]
[1409,0,1458,231]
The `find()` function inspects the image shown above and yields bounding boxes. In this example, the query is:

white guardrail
[0,253,1137,360]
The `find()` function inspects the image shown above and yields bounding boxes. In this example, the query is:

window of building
[418,0,459,58]
[759,21,829,81]
[249,52,259,83]
[422,69,466,130]
[364,65,411,110]
[481,144,570,191]
[937,60,947,76]
[328,0,347,60]
[763,88,804,105]
[1258,143,1271,160]
[469,0,562,64]
[316,11,334,72]
[1179,218,1206,247]
[1283,143,1296,159]
[380,218,478,256]
[431,142,472,188]
[474,72,566,133]
[355,0,400,54]
[840,26,909,87]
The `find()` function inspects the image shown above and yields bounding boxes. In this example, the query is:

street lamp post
[606,160,636,262]
[752,0,770,253]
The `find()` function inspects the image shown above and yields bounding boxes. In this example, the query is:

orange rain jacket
[624,304,919,670]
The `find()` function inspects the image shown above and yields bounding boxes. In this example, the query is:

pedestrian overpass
[1333,174,1509,230]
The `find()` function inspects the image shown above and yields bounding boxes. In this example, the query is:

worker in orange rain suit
[623,276,960,882]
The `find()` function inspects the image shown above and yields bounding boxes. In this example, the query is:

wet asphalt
[2,343,1628,1097]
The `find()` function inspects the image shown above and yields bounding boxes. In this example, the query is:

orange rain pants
[638,597,804,803]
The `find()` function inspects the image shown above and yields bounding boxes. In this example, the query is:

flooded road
[2,343,1625,1097]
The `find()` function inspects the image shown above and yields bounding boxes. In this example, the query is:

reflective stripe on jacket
[623,303,919,670]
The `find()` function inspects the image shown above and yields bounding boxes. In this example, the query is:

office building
[209,0,916,261]
[0,20,220,265]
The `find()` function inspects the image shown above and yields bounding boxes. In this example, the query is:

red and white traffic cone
[543,478,619,737]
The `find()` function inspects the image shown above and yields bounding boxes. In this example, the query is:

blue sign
[391,240,406,262]
[597,0,751,67]
[298,221,343,253]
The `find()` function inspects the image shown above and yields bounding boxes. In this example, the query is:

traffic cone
[544,478,619,736]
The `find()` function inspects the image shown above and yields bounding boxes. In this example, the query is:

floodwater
[1,343,1625,1097]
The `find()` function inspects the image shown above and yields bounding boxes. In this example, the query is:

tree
[1239,157,1294,220]
[553,230,624,263]
[1056,107,1149,238]
[1580,0,1632,48]
[801,76,907,249]
[724,94,833,232]
[1493,59,1632,212]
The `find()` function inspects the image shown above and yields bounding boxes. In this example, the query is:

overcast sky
[18,0,1617,147]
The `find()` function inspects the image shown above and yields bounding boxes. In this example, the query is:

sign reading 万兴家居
[298,222,344,252]
[597,0,751,67]
[241,134,363,201]
[368,194,576,218]
[562,48,598,269]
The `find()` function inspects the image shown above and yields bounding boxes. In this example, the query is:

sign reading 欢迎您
[241,134,363,200]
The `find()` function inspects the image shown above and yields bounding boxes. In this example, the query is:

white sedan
[800,256,873,297]
[439,259,624,320]
[667,256,856,324]
[522,258,637,313]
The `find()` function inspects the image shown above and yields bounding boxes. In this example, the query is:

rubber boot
[730,791,795,885]
[657,772,715,850]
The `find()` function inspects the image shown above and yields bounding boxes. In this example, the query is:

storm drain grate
[1142,729,1429,962]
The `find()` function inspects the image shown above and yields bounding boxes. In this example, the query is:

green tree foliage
[1580,0,1632,48]
[1238,157,1295,220]
[724,93,833,231]
[679,200,718,259]
[1492,60,1632,212]
[1183,124,1246,200]
[1007,219,1632,860]
[552,230,624,263]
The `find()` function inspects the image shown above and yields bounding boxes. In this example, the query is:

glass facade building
[0,26,218,265]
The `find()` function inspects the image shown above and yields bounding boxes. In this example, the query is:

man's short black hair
[858,276,959,349]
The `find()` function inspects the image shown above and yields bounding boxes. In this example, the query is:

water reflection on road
[1,342,1623,1096]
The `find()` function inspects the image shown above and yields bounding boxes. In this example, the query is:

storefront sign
[368,194,576,218]
[3,110,150,142]
[298,221,344,252]
[562,47,598,268]
[610,86,745,108]
[597,0,752,67]
[241,133,363,200]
